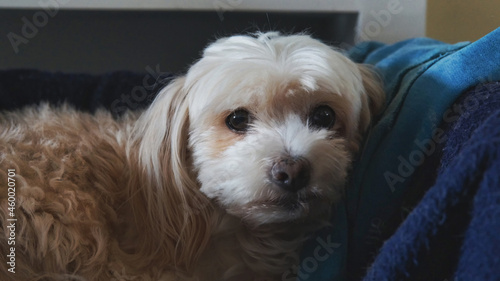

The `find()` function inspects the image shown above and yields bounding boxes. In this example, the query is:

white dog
[0,32,384,280]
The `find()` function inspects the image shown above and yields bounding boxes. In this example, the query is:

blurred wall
[355,0,427,43]
[427,0,500,43]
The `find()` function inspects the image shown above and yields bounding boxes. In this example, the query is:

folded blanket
[299,28,500,280]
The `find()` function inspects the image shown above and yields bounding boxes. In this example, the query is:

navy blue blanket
[364,82,500,281]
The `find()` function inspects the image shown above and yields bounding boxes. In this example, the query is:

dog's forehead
[190,65,347,115]
[220,81,335,115]
[186,34,364,124]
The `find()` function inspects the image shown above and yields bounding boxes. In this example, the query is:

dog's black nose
[270,157,311,192]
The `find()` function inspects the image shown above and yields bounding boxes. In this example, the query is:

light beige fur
[0,32,384,281]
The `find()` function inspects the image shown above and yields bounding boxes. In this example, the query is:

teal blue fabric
[299,27,500,280]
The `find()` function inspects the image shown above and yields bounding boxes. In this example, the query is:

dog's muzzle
[269,156,311,192]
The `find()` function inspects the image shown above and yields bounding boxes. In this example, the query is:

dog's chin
[226,194,331,226]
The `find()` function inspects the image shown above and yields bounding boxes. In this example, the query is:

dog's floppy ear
[130,77,212,269]
[357,64,385,134]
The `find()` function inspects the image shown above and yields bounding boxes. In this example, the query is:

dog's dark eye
[226,109,251,133]
[309,105,336,129]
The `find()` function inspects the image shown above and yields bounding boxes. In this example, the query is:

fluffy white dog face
[144,32,384,226]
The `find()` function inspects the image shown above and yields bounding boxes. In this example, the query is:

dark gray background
[1,9,357,75]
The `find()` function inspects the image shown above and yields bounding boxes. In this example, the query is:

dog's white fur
[0,32,384,280]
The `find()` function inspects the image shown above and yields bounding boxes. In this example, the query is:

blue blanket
[299,28,500,280]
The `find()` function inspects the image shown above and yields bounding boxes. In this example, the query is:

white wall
[355,0,427,43]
